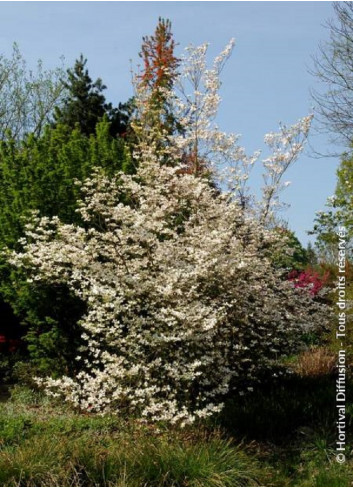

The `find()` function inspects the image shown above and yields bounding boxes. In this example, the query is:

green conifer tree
[0,120,132,377]
[54,55,132,138]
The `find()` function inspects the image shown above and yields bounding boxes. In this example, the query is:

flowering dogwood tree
[9,146,329,424]
[7,35,330,425]
[172,41,312,225]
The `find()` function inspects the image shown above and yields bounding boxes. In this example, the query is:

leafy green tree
[335,154,353,232]
[270,228,309,271]
[0,119,132,377]
[0,44,66,141]
[0,119,131,247]
[310,152,353,261]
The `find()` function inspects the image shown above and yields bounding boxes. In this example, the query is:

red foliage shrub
[288,268,330,296]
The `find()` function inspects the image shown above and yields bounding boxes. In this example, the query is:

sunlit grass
[0,361,352,487]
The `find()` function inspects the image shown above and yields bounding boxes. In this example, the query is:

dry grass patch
[295,347,336,377]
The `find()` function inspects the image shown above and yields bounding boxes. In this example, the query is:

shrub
[288,268,330,296]
[8,147,330,424]
[4,32,332,424]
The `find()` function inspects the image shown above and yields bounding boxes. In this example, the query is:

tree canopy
[311,1,353,148]
[54,55,132,138]
[0,44,66,141]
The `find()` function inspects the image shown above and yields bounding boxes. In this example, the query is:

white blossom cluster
[172,41,313,224]
[173,40,254,176]
[8,147,329,425]
[260,116,313,224]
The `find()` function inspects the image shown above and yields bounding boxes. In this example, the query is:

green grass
[0,387,262,487]
[0,369,352,487]
[217,369,353,487]
[1,434,261,487]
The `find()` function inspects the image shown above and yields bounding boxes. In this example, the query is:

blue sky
[0,1,341,245]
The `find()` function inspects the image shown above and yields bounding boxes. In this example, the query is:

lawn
[0,349,352,487]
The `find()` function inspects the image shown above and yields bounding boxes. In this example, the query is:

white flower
[7,41,328,426]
